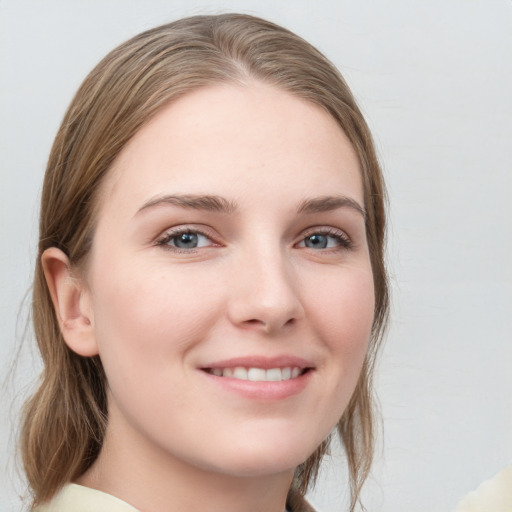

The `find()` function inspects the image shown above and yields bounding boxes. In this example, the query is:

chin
[195,433,323,478]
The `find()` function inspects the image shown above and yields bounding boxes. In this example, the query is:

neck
[77,407,295,512]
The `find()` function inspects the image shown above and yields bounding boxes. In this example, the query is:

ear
[42,247,99,357]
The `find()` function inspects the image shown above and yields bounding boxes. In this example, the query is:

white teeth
[248,368,266,381]
[282,367,292,380]
[232,367,248,380]
[211,366,304,382]
[266,368,282,381]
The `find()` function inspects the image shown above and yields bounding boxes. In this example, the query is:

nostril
[242,319,266,328]
[242,317,296,332]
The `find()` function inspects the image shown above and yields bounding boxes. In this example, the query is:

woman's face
[82,83,375,477]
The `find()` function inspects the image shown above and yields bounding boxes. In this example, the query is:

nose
[226,245,305,334]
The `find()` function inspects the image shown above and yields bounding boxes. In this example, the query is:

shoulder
[36,482,318,512]
[34,484,140,512]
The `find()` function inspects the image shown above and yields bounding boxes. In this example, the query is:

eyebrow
[135,193,365,218]
[136,194,239,216]
[297,195,366,218]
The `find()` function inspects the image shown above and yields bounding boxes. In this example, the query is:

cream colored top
[453,465,512,512]
[35,483,312,512]
[35,484,140,512]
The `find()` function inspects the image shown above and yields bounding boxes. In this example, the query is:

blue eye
[304,234,330,249]
[298,230,351,250]
[158,230,213,250]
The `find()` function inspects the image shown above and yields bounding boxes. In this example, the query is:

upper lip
[200,355,314,370]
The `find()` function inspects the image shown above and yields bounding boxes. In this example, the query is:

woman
[21,13,388,512]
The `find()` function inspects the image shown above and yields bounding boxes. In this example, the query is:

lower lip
[199,370,313,401]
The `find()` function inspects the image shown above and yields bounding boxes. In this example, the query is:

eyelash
[155,227,218,253]
[299,227,353,251]
[155,226,353,253]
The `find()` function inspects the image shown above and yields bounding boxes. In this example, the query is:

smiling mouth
[202,366,310,382]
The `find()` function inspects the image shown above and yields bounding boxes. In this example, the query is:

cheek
[312,266,374,344]
[306,264,375,381]
[89,261,224,375]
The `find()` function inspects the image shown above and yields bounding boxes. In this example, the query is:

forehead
[97,82,363,216]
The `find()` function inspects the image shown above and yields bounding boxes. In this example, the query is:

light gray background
[1,1,511,511]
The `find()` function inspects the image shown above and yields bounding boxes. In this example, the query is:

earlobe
[42,247,99,357]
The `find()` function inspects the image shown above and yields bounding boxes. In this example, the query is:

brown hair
[20,13,388,511]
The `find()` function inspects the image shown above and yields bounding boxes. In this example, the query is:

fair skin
[43,82,375,512]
